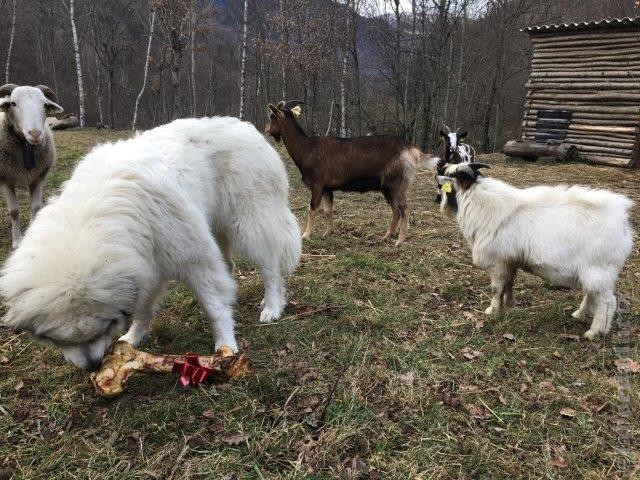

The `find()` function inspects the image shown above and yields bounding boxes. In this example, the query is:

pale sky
[362,0,414,16]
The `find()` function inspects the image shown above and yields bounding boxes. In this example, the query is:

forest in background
[2,0,638,151]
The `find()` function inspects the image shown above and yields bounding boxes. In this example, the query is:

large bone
[90,341,253,398]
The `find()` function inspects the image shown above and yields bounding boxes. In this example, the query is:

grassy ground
[0,129,639,479]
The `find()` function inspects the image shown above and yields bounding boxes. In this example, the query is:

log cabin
[503,17,640,167]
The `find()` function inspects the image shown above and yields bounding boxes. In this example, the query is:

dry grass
[0,129,639,479]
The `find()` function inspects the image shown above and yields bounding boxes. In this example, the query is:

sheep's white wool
[0,116,301,369]
[442,167,634,339]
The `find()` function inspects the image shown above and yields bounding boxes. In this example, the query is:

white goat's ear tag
[291,106,302,117]
[441,182,452,194]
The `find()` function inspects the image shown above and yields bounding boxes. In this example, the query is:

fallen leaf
[187,435,210,449]
[539,381,555,392]
[442,391,460,409]
[614,358,640,374]
[459,384,480,394]
[498,393,508,405]
[0,356,9,364]
[460,347,482,360]
[398,372,415,386]
[559,407,576,419]
[503,333,516,342]
[558,334,580,342]
[13,380,23,392]
[202,410,216,419]
[464,403,491,419]
[520,383,529,394]
[220,433,246,446]
[551,456,567,469]
[463,311,483,330]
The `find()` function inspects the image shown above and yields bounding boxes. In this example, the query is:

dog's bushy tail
[278,209,302,275]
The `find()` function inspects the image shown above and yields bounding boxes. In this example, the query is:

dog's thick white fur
[440,163,634,339]
[0,117,301,370]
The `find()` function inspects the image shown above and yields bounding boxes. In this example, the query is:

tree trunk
[133,9,156,130]
[190,0,197,116]
[68,0,86,127]
[95,56,104,125]
[340,53,347,137]
[5,0,17,83]
[239,0,249,119]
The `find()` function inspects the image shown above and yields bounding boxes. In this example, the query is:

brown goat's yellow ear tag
[291,106,302,117]
[441,182,452,194]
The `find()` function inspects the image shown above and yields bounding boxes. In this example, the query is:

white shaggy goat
[0,84,63,247]
[438,163,634,339]
[0,117,301,370]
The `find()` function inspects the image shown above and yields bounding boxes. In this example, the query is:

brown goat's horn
[276,101,285,109]
[0,83,18,98]
[282,100,306,110]
[35,85,58,103]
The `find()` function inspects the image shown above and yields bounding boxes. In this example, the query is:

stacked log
[502,141,578,162]
[518,27,640,167]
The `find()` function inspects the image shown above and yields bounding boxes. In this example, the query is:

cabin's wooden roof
[522,16,640,34]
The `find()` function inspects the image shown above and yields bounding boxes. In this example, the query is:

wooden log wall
[522,28,640,167]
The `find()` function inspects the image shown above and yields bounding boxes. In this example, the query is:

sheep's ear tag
[291,106,302,117]
[441,181,452,194]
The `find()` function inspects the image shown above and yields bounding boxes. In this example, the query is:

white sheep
[438,163,634,340]
[0,83,63,247]
[0,117,301,370]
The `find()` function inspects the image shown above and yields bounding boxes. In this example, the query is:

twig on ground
[255,304,345,326]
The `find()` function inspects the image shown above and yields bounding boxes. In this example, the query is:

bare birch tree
[189,0,196,116]
[133,9,157,131]
[239,0,249,119]
[5,0,17,83]
[63,0,86,127]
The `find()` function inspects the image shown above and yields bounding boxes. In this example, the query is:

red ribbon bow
[172,353,214,387]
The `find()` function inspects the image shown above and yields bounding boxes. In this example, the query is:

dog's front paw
[215,337,239,353]
[259,305,283,323]
[484,305,501,316]
[583,328,600,340]
[118,332,146,347]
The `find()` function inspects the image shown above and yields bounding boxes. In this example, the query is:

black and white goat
[434,125,475,202]
[437,162,634,340]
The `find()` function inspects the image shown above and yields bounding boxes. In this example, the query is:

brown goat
[265,100,431,246]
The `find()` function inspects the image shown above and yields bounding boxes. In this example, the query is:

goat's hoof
[301,233,311,241]
[323,229,333,238]
[381,234,391,243]
[394,239,405,247]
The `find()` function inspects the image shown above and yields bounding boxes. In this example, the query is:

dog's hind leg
[183,238,238,352]
[119,282,167,347]
[258,263,286,323]
[226,207,301,323]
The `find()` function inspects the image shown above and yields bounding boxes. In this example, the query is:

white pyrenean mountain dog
[0,117,301,370]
